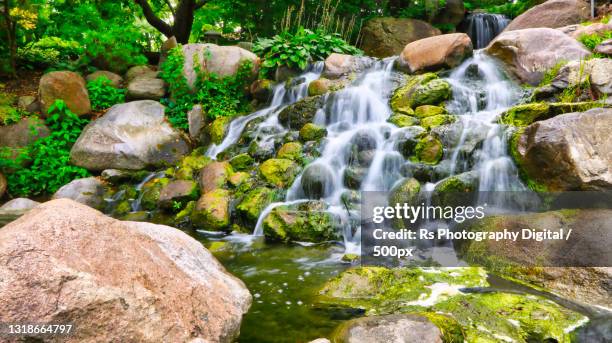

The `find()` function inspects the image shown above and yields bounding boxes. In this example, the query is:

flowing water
[465,12,510,49]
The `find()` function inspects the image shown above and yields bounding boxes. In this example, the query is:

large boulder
[511,107,612,191]
[595,39,612,55]
[0,199,251,342]
[398,33,473,73]
[0,198,40,227]
[332,314,443,343]
[70,100,190,171]
[52,177,106,210]
[359,18,441,58]
[322,53,375,79]
[504,0,590,32]
[182,44,259,90]
[0,117,49,149]
[259,158,300,187]
[39,71,91,116]
[199,161,232,194]
[432,0,465,27]
[486,28,591,85]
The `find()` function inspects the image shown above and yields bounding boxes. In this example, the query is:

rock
[38,71,91,116]
[199,161,232,194]
[100,169,148,184]
[125,65,157,82]
[301,164,335,198]
[70,100,190,171]
[182,44,259,90]
[0,198,40,226]
[229,153,254,171]
[504,0,590,32]
[332,314,443,343]
[308,79,331,96]
[277,142,303,161]
[387,114,418,127]
[415,135,443,164]
[250,79,273,102]
[16,95,37,112]
[127,77,165,100]
[86,70,123,87]
[589,58,612,95]
[140,177,170,211]
[500,102,602,126]
[398,33,473,73]
[228,171,249,186]
[0,117,49,150]
[0,172,5,198]
[458,209,612,308]
[432,0,465,27]
[537,58,612,99]
[559,22,612,39]
[191,189,231,230]
[389,178,421,208]
[299,123,327,141]
[52,177,106,209]
[486,28,591,85]
[421,115,456,130]
[262,201,338,242]
[414,105,446,118]
[158,180,199,209]
[343,166,368,189]
[360,18,441,58]
[188,104,206,141]
[174,153,211,180]
[259,158,299,187]
[322,53,375,79]
[511,107,612,191]
[278,95,325,129]
[391,74,451,112]
[594,38,612,55]
[0,199,250,342]
[236,187,274,223]
[207,116,232,145]
[159,36,178,66]
[275,65,302,82]
[433,171,479,207]
[309,339,331,343]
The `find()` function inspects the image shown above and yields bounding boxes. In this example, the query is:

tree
[134,0,208,43]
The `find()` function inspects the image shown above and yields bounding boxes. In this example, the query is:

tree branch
[163,0,176,17]
[195,0,208,10]
[134,0,173,37]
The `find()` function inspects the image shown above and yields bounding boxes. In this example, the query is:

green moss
[262,203,338,243]
[387,114,419,127]
[501,102,605,127]
[208,116,232,144]
[539,60,568,86]
[228,171,249,186]
[390,73,438,115]
[236,187,274,223]
[299,123,327,141]
[414,105,446,118]
[259,158,299,187]
[229,153,254,171]
[419,312,465,343]
[175,200,195,222]
[508,128,549,193]
[277,142,303,160]
[175,153,211,180]
[190,188,231,231]
[308,78,329,96]
[140,177,170,211]
[414,135,443,165]
[421,114,456,130]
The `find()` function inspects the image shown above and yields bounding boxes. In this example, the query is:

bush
[253,28,362,77]
[0,100,90,197]
[17,36,82,69]
[159,47,253,130]
[87,76,126,110]
[464,0,535,18]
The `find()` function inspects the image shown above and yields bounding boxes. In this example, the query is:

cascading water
[465,12,510,49]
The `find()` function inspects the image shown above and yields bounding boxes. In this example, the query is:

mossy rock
[140,177,170,211]
[414,105,446,118]
[390,73,437,114]
[259,158,299,187]
[191,189,231,231]
[278,95,325,129]
[207,116,232,144]
[299,123,327,141]
[228,171,249,186]
[389,178,421,207]
[387,114,419,128]
[420,115,456,130]
[277,142,303,160]
[236,187,275,223]
[414,135,443,165]
[175,200,195,222]
[308,78,330,96]
[508,127,550,193]
[0,92,16,106]
[433,171,478,207]
[175,152,211,180]
[391,74,451,112]
[229,153,254,171]
[500,101,604,126]
[262,201,338,243]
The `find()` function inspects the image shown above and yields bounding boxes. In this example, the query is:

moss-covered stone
[228,171,249,186]
[175,153,211,180]
[420,114,456,130]
[262,201,338,243]
[389,178,421,207]
[229,153,254,171]
[158,179,199,209]
[508,127,550,193]
[414,135,443,165]
[191,189,231,231]
[174,200,195,222]
[140,177,170,211]
[277,142,303,160]
[308,78,330,96]
[500,101,603,126]
[199,161,233,193]
[299,123,327,141]
[433,171,478,207]
[208,116,232,144]
[259,158,299,187]
[387,114,419,127]
[414,105,446,118]
[236,187,275,223]
[278,95,325,129]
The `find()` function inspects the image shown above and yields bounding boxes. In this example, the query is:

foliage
[17,36,82,69]
[0,106,27,126]
[579,30,612,57]
[464,0,535,18]
[538,60,567,87]
[399,0,447,20]
[159,47,253,129]
[254,28,362,77]
[0,100,90,197]
[87,76,126,111]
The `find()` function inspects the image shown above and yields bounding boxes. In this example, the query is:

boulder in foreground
[0,199,251,342]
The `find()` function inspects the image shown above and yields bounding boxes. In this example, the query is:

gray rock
[323,53,375,80]
[333,314,443,343]
[16,95,38,112]
[594,39,612,56]
[127,77,165,100]
[0,198,40,211]
[86,71,123,88]
[125,65,158,82]
[188,104,206,142]
[52,177,106,209]
[70,100,190,171]
[359,17,441,58]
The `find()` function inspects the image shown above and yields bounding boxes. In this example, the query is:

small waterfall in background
[465,12,510,49]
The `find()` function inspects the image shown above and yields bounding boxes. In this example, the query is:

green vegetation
[87,76,126,110]
[0,100,90,197]
[579,30,612,57]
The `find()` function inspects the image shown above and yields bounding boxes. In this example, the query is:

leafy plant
[0,100,90,197]
[538,60,567,87]
[17,36,82,69]
[579,30,612,57]
[399,0,447,20]
[254,28,362,77]
[87,76,126,110]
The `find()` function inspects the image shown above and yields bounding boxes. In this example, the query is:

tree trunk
[2,0,16,76]
[135,0,204,44]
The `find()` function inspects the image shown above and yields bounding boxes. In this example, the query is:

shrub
[87,76,126,110]
[253,28,362,77]
[579,30,612,56]
[0,100,90,197]
[17,36,82,69]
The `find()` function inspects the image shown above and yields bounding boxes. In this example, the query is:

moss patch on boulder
[387,114,419,127]
[299,123,327,141]
[262,201,338,242]
[277,142,303,160]
[500,101,603,126]
[191,189,231,231]
[414,135,443,165]
[236,187,275,223]
[420,114,456,130]
[414,105,446,118]
[259,158,299,187]
[278,95,325,129]
[229,153,254,171]
[207,116,232,144]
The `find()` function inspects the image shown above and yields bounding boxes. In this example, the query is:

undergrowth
[87,76,125,110]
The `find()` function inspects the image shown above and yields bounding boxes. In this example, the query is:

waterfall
[465,13,510,49]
